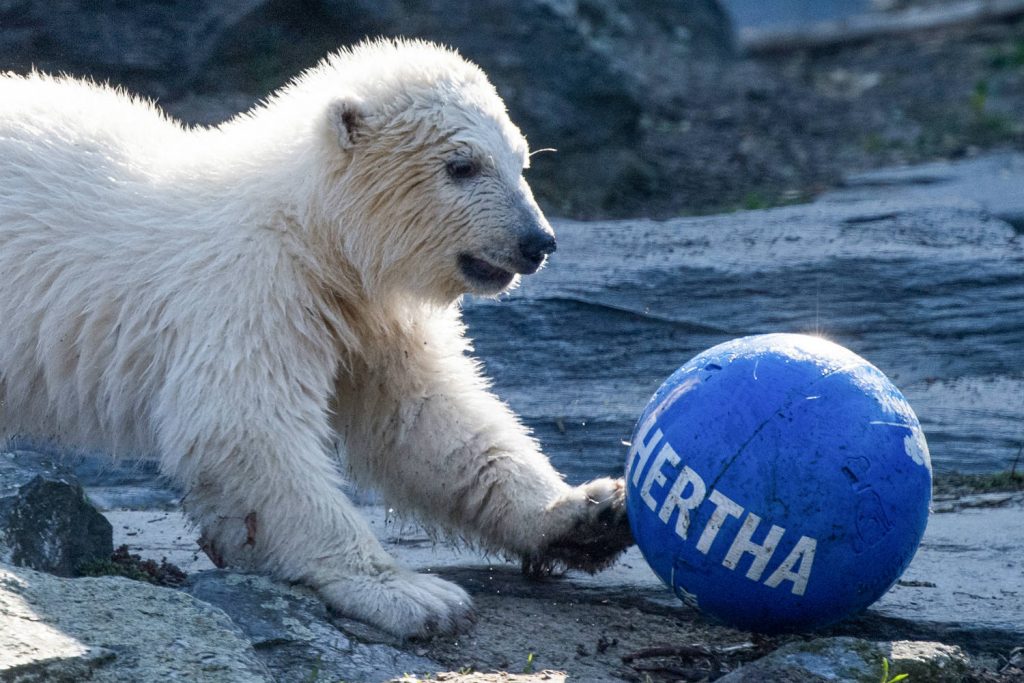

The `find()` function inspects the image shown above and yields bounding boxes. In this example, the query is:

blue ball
[625,334,932,633]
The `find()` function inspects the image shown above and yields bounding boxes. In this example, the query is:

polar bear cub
[0,39,632,637]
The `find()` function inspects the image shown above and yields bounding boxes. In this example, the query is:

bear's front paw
[320,568,474,639]
[523,477,635,577]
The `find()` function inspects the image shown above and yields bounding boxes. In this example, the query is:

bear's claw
[522,477,635,578]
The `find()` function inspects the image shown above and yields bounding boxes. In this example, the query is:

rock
[716,637,970,682]
[107,498,1024,662]
[2,641,115,683]
[185,570,441,683]
[0,562,271,681]
[389,674,567,683]
[202,0,637,148]
[0,450,112,577]
[734,0,1024,55]
[721,0,872,33]
[0,1,265,101]
[828,151,1024,230]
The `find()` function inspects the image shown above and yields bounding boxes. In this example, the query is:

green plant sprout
[880,656,909,683]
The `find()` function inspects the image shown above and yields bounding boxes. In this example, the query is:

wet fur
[0,39,632,637]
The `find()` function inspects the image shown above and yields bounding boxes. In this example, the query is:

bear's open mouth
[458,253,516,289]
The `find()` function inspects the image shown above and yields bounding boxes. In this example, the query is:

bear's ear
[327,97,368,150]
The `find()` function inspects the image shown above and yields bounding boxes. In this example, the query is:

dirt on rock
[418,574,784,683]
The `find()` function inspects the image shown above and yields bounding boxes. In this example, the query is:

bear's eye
[446,158,480,181]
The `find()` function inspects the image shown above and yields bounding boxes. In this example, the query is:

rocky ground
[600,12,1024,220]
[2,449,1023,682]
[1,5,1022,680]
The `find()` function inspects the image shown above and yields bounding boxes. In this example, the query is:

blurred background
[2,1,1022,485]
[3,0,1023,219]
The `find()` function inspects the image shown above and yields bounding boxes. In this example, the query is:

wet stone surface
[0,451,112,577]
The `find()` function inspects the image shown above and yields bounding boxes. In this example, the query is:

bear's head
[316,39,556,302]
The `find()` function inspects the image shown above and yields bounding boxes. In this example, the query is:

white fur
[0,39,624,637]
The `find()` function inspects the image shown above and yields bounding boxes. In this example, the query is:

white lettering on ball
[764,536,818,596]
[722,512,786,582]
[631,426,819,595]
[658,464,707,539]
[627,417,663,486]
[641,442,680,512]
[695,489,744,555]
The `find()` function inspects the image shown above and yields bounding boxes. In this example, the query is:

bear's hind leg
[184,471,473,637]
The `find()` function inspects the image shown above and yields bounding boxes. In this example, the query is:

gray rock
[0,1,265,100]
[386,675,565,683]
[722,0,873,33]
[185,570,440,683]
[105,510,215,573]
[828,151,1024,230]
[0,450,112,577]
[717,636,969,682]
[0,0,732,145]
[1,642,115,683]
[0,561,271,682]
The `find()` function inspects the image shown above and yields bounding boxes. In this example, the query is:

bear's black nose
[519,230,557,266]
